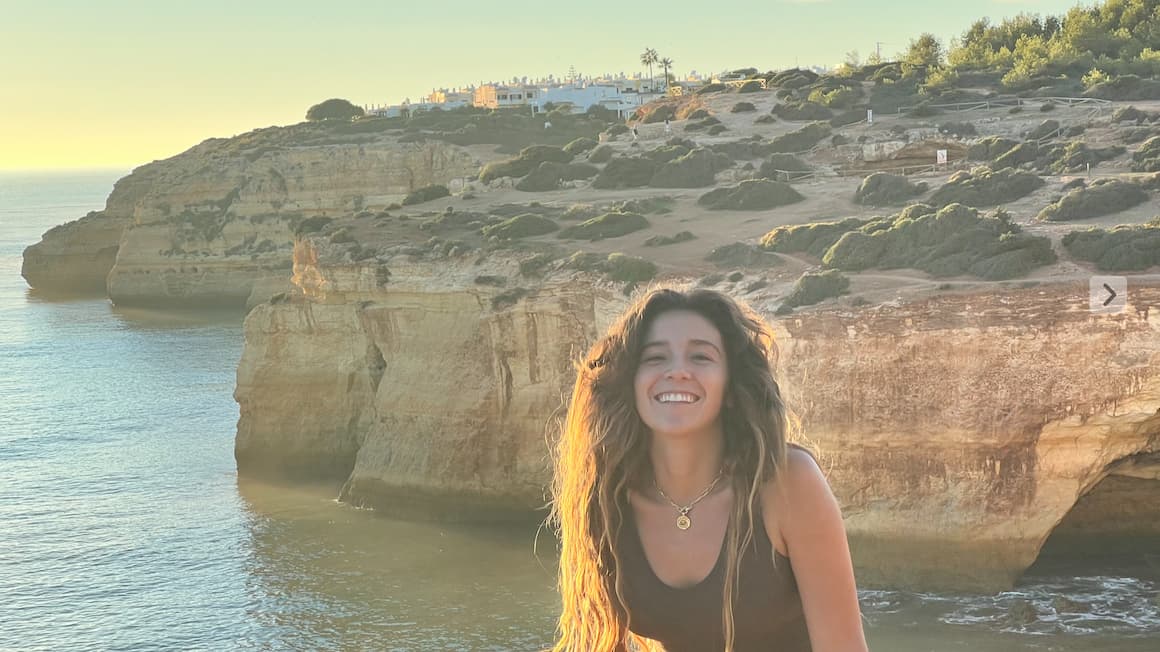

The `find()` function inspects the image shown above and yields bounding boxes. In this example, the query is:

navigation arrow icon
[1103,283,1117,306]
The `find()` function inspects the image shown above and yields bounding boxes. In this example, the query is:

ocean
[0,170,1156,651]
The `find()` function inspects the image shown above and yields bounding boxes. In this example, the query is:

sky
[1,0,1092,171]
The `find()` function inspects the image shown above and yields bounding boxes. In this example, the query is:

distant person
[548,287,868,652]
[631,124,639,141]
[664,118,672,135]
[545,120,552,129]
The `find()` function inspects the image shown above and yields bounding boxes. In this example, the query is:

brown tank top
[618,502,812,652]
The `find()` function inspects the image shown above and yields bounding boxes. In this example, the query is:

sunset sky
[2,0,1088,171]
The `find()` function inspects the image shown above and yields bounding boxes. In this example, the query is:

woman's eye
[643,356,664,363]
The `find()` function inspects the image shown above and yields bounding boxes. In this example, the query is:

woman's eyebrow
[642,339,722,353]
[690,339,723,354]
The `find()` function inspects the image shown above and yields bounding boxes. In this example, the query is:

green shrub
[772,101,833,121]
[1132,136,1160,172]
[756,115,777,124]
[294,216,333,236]
[515,162,566,192]
[686,109,712,120]
[605,124,630,137]
[563,137,598,155]
[1009,105,1024,114]
[768,122,831,153]
[591,157,659,189]
[1113,106,1160,124]
[685,116,722,132]
[967,136,1020,162]
[564,251,608,272]
[697,180,805,210]
[644,144,692,164]
[1036,179,1150,222]
[613,196,676,214]
[519,252,558,277]
[838,204,1053,279]
[605,253,657,282]
[1083,75,1160,101]
[562,203,601,221]
[854,173,929,206]
[1061,222,1160,272]
[760,217,867,257]
[1046,142,1125,174]
[491,287,530,310]
[474,274,507,286]
[1027,119,1061,141]
[643,105,677,124]
[649,149,728,188]
[928,166,1045,208]
[481,213,559,239]
[588,144,615,163]
[697,83,728,95]
[1039,101,1056,112]
[557,211,649,240]
[644,231,696,247]
[402,184,450,205]
[479,146,572,182]
[758,154,812,181]
[732,102,757,113]
[783,270,850,307]
[705,242,783,267]
[707,125,728,135]
[738,80,764,93]
[908,100,939,117]
[991,142,1041,170]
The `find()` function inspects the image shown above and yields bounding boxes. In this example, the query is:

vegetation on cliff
[854,173,929,206]
[762,204,1057,280]
[1036,177,1154,221]
[698,180,804,210]
[306,98,365,121]
[782,270,851,309]
[928,166,1045,208]
[1062,218,1160,271]
[402,184,450,206]
[557,212,650,240]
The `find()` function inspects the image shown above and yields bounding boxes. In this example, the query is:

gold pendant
[676,514,692,530]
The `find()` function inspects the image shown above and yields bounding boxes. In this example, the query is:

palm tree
[640,48,659,92]
[660,57,674,93]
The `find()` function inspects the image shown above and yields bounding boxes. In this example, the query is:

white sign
[936,149,948,165]
[866,109,873,124]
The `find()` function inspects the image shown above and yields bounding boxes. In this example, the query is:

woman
[548,287,867,652]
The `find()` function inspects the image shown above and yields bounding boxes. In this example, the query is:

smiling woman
[547,287,868,652]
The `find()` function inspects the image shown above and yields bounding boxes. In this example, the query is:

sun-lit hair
[548,286,804,652]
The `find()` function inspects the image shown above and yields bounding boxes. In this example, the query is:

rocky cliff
[22,126,482,307]
[234,236,1160,591]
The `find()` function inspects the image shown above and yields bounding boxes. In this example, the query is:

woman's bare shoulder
[760,445,828,554]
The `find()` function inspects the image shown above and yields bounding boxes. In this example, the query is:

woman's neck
[648,428,726,505]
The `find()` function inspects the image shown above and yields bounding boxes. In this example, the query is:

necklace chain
[652,468,724,530]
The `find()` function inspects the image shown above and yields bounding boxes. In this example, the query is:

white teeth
[656,392,698,404]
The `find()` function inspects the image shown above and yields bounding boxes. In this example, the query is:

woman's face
[633,309,728,440]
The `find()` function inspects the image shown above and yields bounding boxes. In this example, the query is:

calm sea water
[0,170,1156,651]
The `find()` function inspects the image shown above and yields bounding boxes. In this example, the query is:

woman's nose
[665,363,691,379]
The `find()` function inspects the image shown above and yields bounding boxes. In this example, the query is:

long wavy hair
[548,287,803,652]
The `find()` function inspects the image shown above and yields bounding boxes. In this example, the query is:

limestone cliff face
[235,241,1160,590]
[23,133,481,306]
[772,287,1160,590]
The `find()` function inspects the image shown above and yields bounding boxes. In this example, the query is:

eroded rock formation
[235,238,1160,591]
[22,136,481,307]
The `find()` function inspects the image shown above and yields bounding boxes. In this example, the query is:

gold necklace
[652,469,724,531]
